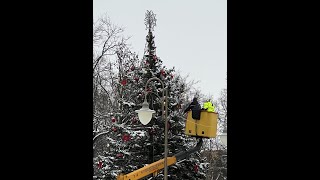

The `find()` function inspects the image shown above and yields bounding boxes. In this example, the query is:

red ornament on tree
[111,117,116,122]
[131,66,135,71]
[171,74,174,79]
[194,164,199,172]
[160,69,165,76]
[116,153,123,158]
[112,127,117,132]
[134,77,139,82]
[120,79,127,86]
[98,161,103,169]
[122,134,130,142]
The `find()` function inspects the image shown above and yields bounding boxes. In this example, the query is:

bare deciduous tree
[93,14,129,73]
[93,14,131,133]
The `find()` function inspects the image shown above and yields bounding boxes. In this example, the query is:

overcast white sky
[93,0,227,100]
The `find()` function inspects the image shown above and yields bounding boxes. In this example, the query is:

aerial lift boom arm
[117,138,203,180]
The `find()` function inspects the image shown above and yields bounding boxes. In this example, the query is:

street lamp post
[135,77,168,180]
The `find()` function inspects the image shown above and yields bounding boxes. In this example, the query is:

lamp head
[135,99,155,125]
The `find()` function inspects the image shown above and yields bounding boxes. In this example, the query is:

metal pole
[164,88,168,180]
[144,77,168,180]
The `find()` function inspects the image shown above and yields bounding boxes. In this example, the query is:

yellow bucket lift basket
[185,110,218,138]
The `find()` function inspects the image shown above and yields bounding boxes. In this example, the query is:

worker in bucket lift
[183,97,201,120]
[202,97,215,112]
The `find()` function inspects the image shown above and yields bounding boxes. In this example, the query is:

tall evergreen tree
[93,11,207,180]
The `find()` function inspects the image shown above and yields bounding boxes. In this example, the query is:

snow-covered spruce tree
[94,11,207,180]
[127,11,206,180]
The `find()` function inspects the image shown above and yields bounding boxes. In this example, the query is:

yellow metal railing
[185,110,218,138]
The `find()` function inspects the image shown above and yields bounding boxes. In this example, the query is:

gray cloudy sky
[93,0,227,100]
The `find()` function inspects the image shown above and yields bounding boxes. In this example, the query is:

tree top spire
[144,10,157,32]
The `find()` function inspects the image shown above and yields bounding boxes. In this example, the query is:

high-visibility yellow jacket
[203,101,215,112]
